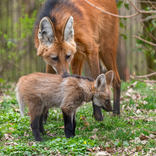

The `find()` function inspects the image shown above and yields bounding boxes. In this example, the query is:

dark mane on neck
[62,73,94,82]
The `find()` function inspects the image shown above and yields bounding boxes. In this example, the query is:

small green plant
[0,81,156,155]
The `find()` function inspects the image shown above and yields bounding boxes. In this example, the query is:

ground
[0,80,156,155]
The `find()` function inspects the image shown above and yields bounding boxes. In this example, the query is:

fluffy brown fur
[16,71,114,141]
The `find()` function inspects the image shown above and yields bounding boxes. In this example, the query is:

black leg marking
[113,84,121,115]
[31,116,43,141]
[92,102,103,121]
[72,112,76,137]
[44,110,49,124]
[62,111,73,138]
[39,114,45,135]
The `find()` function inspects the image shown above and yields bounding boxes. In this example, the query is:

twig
[143,25,156,41]
[84,0,156,19]
[141,15,156,22]
[148,0,156,10]
[132,35,156,47]
[130,75,156,83]
[147,68,156,73]
[134,72,156,78]
[138,1,156,4]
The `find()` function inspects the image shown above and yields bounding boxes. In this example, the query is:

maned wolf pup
[16,71,114,141]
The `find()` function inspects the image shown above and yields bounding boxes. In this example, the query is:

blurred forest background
[0,0,156,82]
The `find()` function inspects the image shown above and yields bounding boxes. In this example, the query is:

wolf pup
[16,71,114,141]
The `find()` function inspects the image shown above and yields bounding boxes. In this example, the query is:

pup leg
[72,111,76,137]
[31,116,43,141]
[39,108,47,134]
[62,111,73,138]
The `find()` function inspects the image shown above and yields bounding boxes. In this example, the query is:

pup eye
[65,54,71,60]
[52,56,58,61]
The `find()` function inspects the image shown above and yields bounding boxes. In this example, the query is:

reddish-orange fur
[34,0,121,116]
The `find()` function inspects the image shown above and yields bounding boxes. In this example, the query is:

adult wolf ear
[94,74,106,91]
[63,16,74,43]
[37,17,56,55]
[105,70,114,85]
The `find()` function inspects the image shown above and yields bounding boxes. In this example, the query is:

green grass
[0,81,156,155]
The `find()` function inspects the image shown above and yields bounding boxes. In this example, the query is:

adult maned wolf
[34,0,121,121]
[16,71,114,141]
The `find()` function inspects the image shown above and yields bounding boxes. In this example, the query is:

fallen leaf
[95,151,110,156]
[84,121,89,126]
[9,127,14,131]
[3,134,14,141]
[47,131,56,137]
[53,110,57,113]
[136,109,141,114]
[106,147,115,153]
[5,142,18,146]
[14,109,20,112]
[91,134,98,140]
[149,134,156,139]
[59,126,64,129]
[81,116,86,120]
[87,148,92,152]
[134,137,141,144]
[24,132,29,137]
[92,128,99,133]
[92,146,100,151]
[28,141,36,146]
[136,146,142,152]
[141,140,147,145]
[139,133,149,140]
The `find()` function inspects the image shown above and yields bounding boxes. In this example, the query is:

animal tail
[15,86,25,117]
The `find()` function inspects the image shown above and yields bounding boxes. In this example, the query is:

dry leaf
[91,134,98,140]
[84,121,89,126]
[53,110,57,113]
[59,126,64,129]
[95,151,110,156]
[149,134,156,139]
[47,131,56,137]
[28,141,36,146]
[92,128,99,133]
[141,140,147,145]
[134,137,141,144]
[105,147,115,153]
[81,116,86,120]
[87,148,92,152]
[136,146,142,152]
[3,134,14,141]
[24,132,29,137]
[14,109,20,112]
[139,133,149,140]
[5,142,18,146]
[9,127,14,131]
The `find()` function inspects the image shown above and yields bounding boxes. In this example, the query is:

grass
[0,80,156,155]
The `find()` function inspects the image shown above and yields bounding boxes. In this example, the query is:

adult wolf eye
[52,56,58,61]
[65,54,71,60]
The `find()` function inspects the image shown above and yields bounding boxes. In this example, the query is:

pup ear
[63,16,74,42]
[94,74,106,90]
[38,17,55,46]
[105,70,114,85]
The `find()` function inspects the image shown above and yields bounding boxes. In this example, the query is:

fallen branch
[132,35,156,47]
[134,72,156,78]
[84,0,156,19]
[130,75,156,83]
